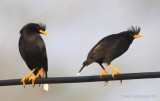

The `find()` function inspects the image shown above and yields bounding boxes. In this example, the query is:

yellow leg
[98,64,109,85]
[109,64,121,79]
[100,69,108,86]
[100,69,108,78]
[99,64,108,78]
[100,69,108,85]
[29,68,43,87]
[21,68,36,88]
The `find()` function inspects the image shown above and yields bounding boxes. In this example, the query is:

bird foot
[120,80,122,85]
[112,71,123,85]
[29,75,39,87]
[104,81,108,86]
[100,70,108,84]
[21,68,36,88]
[21,75,31,88]
[100,71,108,78]
[29,68,43,87]
[112,71,121,79]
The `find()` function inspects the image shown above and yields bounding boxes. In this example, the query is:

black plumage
[19,23,49,91]
[77,26,142,78]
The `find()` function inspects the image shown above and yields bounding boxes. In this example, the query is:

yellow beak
[39,30,48,36]
[133,34,143,38]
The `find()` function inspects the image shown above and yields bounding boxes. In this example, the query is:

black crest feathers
[127,26,141,34]
[38,23,46,31]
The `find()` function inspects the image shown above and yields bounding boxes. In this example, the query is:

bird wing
[19,36,48,72]
[19,37,28,62]
[86,36,115,64]
[87,42,106,62]
[33,36,48,71]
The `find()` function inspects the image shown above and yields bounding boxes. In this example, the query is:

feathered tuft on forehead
[127,26,141,34]
[38,23,46,31]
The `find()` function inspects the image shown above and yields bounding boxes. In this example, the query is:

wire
[0,71,160,86]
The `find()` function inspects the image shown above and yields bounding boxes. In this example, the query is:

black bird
[19,23,48,91]
[77,26,142,80]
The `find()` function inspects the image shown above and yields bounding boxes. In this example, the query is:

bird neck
[125,35,134,44]
[21,30,40,42]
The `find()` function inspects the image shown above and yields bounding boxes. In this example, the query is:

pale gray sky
[0,0,160,101]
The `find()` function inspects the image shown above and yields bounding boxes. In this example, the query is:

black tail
[45,71,48,78]
[42,70,49,91]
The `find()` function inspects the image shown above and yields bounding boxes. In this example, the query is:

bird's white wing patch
[93,44,102,53]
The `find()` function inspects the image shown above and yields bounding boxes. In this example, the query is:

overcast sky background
[0,0,160,101]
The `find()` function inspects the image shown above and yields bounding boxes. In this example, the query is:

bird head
[20,23,48,36]
[127,26,143,39]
